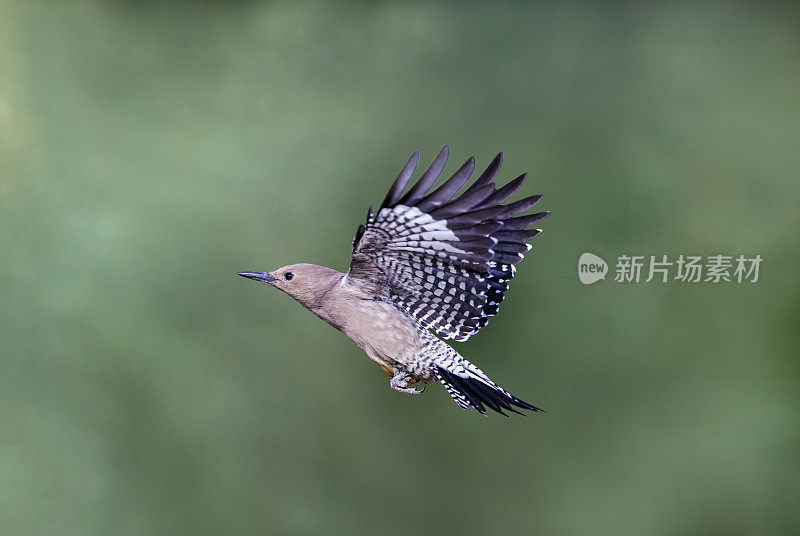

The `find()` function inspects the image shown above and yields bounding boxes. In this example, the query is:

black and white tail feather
[347,146,548,415]
[419,332,543,416]
[435,367,542,416]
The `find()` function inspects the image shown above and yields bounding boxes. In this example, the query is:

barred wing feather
[347,146,548,342]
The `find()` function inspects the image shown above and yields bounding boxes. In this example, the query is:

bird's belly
[338,301,422,370]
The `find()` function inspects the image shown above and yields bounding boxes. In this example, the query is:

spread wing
[347,146,548,342]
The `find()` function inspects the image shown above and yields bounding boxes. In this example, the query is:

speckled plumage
[239,146,549,415]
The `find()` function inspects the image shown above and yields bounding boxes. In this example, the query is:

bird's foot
[390,368,426,395]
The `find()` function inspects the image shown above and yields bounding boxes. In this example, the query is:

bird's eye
[284,272,294,281]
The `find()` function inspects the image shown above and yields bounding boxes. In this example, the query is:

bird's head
[238,263,342,309]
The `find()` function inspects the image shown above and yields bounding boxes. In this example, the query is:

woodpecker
[238,146,549,415]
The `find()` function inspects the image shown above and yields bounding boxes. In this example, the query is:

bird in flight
[238,146,549,415]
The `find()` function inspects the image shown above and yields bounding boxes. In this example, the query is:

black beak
[237,271,277,285]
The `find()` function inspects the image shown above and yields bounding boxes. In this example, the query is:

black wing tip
[492,151,503,169]
[380,150,420,209]
[397,146,452,206]
[432,145,449,165]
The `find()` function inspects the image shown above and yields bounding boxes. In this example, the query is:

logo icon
[578,252,608,285]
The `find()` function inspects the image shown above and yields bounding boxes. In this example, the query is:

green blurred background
[2,1,799,534]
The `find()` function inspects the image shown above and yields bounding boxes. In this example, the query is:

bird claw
[390,368,426,395]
